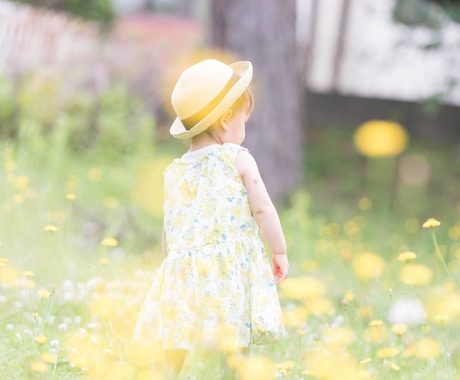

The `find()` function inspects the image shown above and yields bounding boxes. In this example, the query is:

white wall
[305,0,460,106]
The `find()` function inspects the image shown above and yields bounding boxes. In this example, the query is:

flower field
[1,123,459,380]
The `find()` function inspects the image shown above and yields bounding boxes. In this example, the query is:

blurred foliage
[393,0,443,28]
[394,0,460,26]
[429,0,460,23]
[0,73,155,163]
[10,0,114,23]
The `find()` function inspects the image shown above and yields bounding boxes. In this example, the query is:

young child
[133,58,289,378]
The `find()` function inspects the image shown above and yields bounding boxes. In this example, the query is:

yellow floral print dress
[133,143,285,351]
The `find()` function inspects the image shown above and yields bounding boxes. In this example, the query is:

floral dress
[133,143,285,351]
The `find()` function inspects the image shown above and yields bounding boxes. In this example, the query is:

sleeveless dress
[133,143,285,351]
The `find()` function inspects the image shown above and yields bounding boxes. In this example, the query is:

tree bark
[210,0,304,202]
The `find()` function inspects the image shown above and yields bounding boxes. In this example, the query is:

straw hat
[170,59,253,139]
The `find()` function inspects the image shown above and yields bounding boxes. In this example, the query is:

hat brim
[170,61,253,140]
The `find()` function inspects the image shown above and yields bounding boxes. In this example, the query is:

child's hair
[230,89,254,115]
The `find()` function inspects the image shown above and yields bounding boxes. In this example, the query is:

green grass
[1,127,459,379]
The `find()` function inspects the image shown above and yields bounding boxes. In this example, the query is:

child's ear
[219,109,233,131]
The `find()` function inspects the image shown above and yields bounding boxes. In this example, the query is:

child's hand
[272,254,289,285]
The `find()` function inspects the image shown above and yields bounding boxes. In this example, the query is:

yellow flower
[279,276,325,300]
[414,338,441,359]
[23,270,34,277]
[397,251,417,262]
[87,167,103,182]
[38,289,51,298]
[30,361,49,373]
[354,120,408,157]
[99,257,110,265]
[66,193,76,200]
[368,319,383,327]
[399,263,433,285]
[352,253,385,280]
[283,307,309,327]
[235,355,276,380]
[422,218,441,228]
[434,314,449,324]
[360,358,372,365]
[41,352,57,364]
[388,361,400,371]
[377,347,400,358]
[343,290,355,303]
[43,224,58,233]
[358,197,372,210]
[35,334,48,344]
[391,323,408,336]
[364,321,387,342]
[102,237,118,247]
[322,327,355,347]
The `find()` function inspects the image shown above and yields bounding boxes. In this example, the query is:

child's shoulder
[221,143,248,157]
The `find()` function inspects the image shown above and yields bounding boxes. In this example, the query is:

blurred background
[0,0,459,278]
[1,1,460,378]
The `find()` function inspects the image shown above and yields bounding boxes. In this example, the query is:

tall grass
[1,96,459,379]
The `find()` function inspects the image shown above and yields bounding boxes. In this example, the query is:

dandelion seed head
[388,298,425,326]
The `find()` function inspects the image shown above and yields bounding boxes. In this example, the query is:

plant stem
[431,229,458,290]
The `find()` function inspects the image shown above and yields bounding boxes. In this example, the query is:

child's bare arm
[235,150,289,282]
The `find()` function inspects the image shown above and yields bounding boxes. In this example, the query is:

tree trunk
[210,0,304,202]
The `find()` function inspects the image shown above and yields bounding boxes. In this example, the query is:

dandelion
[364,328,387,343]
[99,258,110,265]
[352,253,385,280]
[102,237,118,247]
[388,298,425,326]
[38,289,51,298]
[87,167,103,182]
[434,314,449,324]
[358,197,372,210]
[322,327,355,347]
[234,355,276,380]
[377,347,400,358]
[41,352,57,364]
[23,270,34,277]
[343,290,355,303]
[391,323,408,336]
[423,218,458,289]
[397,251,417,262]
[36,334,48,344]
[388,361,400,371]
[414,338,441,359]
[43,224,58,233]
[30,361,49,373]
[279,276,325,300]
[282,307,309,328]
[66,193,76,200]
[422,218,441,228]
[399,263,433,285]
[360,358,372,365]
[354,120,408,157]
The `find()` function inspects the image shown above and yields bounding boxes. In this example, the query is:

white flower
[388,298,425,327]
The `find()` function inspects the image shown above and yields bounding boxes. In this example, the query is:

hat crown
[171,59,234,120]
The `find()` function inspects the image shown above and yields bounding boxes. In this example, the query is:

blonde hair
[230,89,254,115]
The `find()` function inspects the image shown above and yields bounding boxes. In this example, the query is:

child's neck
[189,131,223,152]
